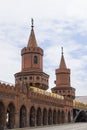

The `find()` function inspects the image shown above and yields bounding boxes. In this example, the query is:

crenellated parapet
[0,81,18,95]
[21,47,43,56]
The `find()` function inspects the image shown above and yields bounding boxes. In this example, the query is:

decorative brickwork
[0,19,75,129]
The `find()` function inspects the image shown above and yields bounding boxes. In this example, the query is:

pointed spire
[61,47,63,55]
[31,18,34,30]
[27,18,38,48]
[59,47,67,68]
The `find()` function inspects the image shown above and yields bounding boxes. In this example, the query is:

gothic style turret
[51,47,75,99]
[15,19,49,90]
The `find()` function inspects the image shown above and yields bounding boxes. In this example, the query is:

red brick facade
[0,20,75,129]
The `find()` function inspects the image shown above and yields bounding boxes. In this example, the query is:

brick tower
[15,19,49,90]
[51,47,75,100]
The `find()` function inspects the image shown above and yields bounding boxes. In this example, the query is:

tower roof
[27,19,38,47]
[59,47,67,68]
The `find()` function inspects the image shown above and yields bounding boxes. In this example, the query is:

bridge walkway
[8,123,87,130]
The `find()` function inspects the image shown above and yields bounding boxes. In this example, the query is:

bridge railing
[73,100,87,110]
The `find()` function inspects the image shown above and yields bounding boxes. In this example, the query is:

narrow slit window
[34,56,38,64]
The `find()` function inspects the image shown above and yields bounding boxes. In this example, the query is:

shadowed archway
[57,110,61,124]
[48,109,52,125]
[53,110,56,124]
[68,111,71,122]
[61,111,65,123]
[0,102,5,128]
[20,105,27,128]
[43,108,47,125]
[30,106,35,126]
[36,107,42,126]
[6,103,15,129]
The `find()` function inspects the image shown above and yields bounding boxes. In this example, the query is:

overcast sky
[0,0,87,96]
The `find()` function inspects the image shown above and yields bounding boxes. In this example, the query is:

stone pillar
[35,109,37,126]
[71,111,73,122]
[47,111,48,125]
[64,111,67,123]
[26,111,29,127]
[51,111,53,125]
[15,112,19,128]
[4,112,7,129]
[41,110,43,126]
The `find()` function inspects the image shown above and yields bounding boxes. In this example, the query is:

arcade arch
[20,105,27,128]
[6,103,15,129]
[68,111,71,122]
[61,110,65,123]
[36,107,42,126]
[57,110,61,124]
[53,110,56,124]
[48,109,52,125]
[0,102,5,128]
[30,106,36,126]
[43,108,47,125]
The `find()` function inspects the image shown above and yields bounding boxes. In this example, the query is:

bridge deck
[10,123,87,130]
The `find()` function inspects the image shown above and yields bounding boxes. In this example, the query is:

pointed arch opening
[0,102,5,128]
[68,111,71,122]
[30,106,36,126]
[6,103,15,129]
[43,108,47,125]
[48,109,52,125]
[53,110,56,124]
[20,105,27,128]
[61,110,65,124]
[36,107,42,126]
[57,110,61,124]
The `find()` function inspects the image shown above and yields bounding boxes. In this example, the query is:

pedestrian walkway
[10,123,87,130]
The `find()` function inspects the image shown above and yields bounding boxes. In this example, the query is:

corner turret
[14,19,49,90]
[51,47,75,99]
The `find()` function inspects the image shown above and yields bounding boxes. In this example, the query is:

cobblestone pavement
[11,123,87,130]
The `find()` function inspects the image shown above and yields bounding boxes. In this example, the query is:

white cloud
[0,0,87,96]
[0,0,87,22]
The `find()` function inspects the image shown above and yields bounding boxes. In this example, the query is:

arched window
[34,56,38,64]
